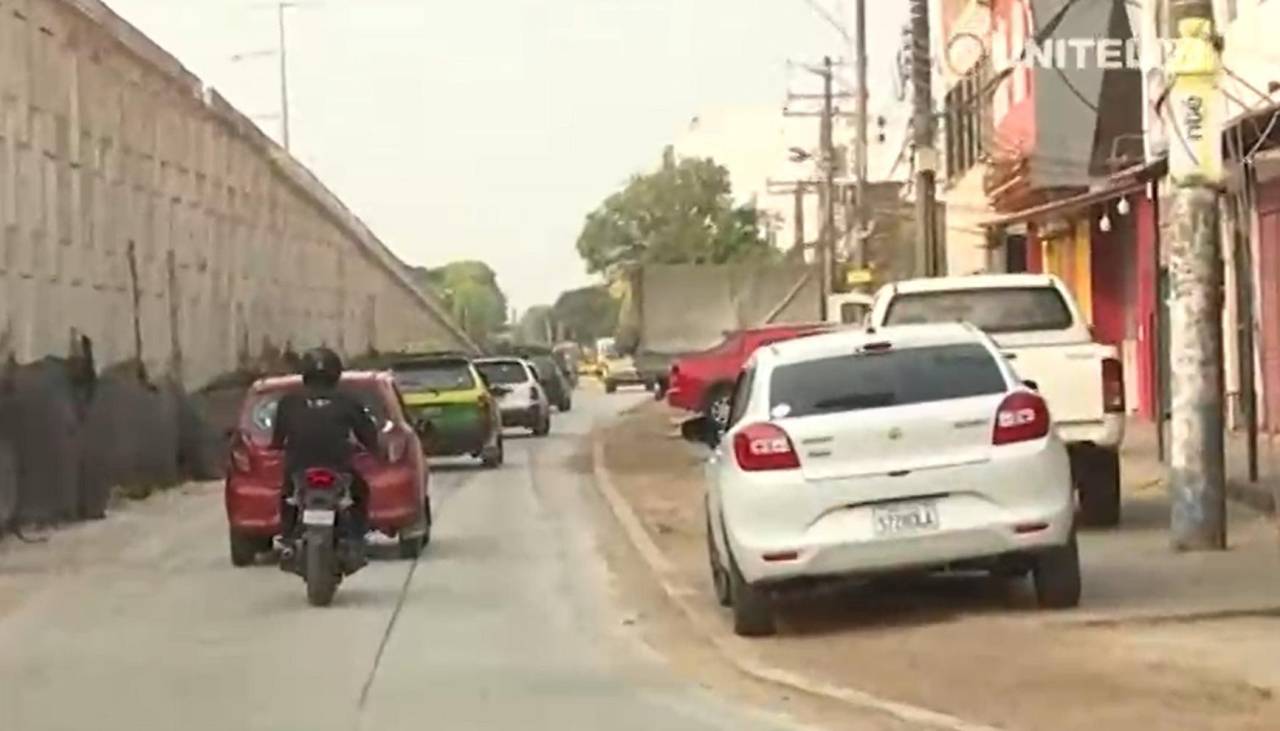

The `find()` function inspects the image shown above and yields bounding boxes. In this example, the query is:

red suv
[224,371,431,566]
[667,323,834,427]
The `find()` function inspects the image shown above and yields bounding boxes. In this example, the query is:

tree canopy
[551,285,619,344]
[409,260,509,345]
[575,151,777,276]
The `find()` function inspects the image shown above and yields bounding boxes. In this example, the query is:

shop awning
[979,161,1162,229]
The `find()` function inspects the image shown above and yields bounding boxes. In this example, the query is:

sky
[102,0,909,311]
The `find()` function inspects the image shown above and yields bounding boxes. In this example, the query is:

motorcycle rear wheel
[304,530,339,607]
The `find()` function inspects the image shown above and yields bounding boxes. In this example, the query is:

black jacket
[270,386,380,473]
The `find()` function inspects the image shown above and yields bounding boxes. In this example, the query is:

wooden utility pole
[909,0,940,276]
[1165,0,1226,550]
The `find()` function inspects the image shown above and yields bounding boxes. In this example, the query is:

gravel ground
[599,401,1280,731]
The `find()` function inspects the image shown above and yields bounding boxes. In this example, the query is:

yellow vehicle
[596,337,646,393]
[389,353,504,468]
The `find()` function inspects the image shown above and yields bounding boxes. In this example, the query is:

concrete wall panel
[0,0,474,389]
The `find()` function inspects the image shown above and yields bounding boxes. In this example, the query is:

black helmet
[300,347,343,388]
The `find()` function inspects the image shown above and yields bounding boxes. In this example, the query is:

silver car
[474,358,553,436]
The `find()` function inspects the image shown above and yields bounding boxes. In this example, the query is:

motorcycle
[280,466,367,606]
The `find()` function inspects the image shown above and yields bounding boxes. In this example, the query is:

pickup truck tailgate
[1000,343,1104,425]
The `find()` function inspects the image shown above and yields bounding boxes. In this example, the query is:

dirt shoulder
[599,401,1280,731]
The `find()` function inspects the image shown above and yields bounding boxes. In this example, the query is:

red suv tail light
[993,391,1051,445]
[384,428,409,464]
[304,467,337,489]
[229,433,252,474]
[1102,357,1125,413]
[733,423,800,471]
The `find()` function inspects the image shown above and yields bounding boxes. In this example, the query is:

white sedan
[682,323,1080,636]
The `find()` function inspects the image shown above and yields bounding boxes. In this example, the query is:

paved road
[0,387,811,731]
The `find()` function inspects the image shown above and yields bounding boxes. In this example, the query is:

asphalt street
[0,387,813,731]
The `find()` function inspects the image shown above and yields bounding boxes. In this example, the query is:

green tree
[552,285,619,344]
[409,261,509,345]
[515,305,556,346]
[575,151,777,275]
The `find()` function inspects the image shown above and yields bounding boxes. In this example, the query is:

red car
[667,323,834,427]
[224,371,431,566]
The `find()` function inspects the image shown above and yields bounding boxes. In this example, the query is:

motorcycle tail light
[304,468,337,489]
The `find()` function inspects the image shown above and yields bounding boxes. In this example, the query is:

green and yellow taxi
[389,353,504,468]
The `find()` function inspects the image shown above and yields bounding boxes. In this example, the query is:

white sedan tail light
[992,392,1050,445]
[733,423,800,471]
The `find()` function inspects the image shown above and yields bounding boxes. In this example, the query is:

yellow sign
[845,268,874,286]
[1166,18,1223,187]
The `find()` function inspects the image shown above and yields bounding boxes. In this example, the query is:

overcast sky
[103,0,908,311]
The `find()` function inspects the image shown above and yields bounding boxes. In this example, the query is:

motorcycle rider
[271,347,379,549]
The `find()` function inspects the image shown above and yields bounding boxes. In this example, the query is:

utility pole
[909,0,940,276]
[277,2,292,152]
[1165,0,1226,550]
[853,0,869,273]
[819,56,837,316]
[793,183,806,255]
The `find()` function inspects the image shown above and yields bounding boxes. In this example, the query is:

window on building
[944,61,991,182]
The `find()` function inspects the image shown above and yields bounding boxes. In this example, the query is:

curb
[590,435,1004,731]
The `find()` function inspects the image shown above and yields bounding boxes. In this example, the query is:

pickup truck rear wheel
[1075,447,1121,528]
[604,379,618,394]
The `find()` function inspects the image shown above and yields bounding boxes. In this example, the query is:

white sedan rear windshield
[883,287,1072,333]
[770,344,1006,418]
[476,361,530,385]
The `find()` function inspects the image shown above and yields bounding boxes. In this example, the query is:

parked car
[389,353,504,468]
[224,371,431,566]
[667,323,834,430]
[868,273,1125,527]
[527,353,574,412]
[681,323,1079,636]
[475,358,552,436]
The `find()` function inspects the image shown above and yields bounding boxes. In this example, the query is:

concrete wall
[0,0,475,391]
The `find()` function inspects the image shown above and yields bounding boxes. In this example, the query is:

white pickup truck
[867,274,1126,526]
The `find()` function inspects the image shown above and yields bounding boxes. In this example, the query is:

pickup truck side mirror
[680,415,721,448]
[1023,379,1040,392]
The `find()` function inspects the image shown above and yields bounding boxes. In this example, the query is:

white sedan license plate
[873,501,939,536]
[302,509,336,527]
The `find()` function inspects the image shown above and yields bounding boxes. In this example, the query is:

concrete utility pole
[793,183,806,254]
[819,56,837,316]
[853,0,869,272]
[277,2,292,151]
[1165,0,1226,550]
[908,0,940,276]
